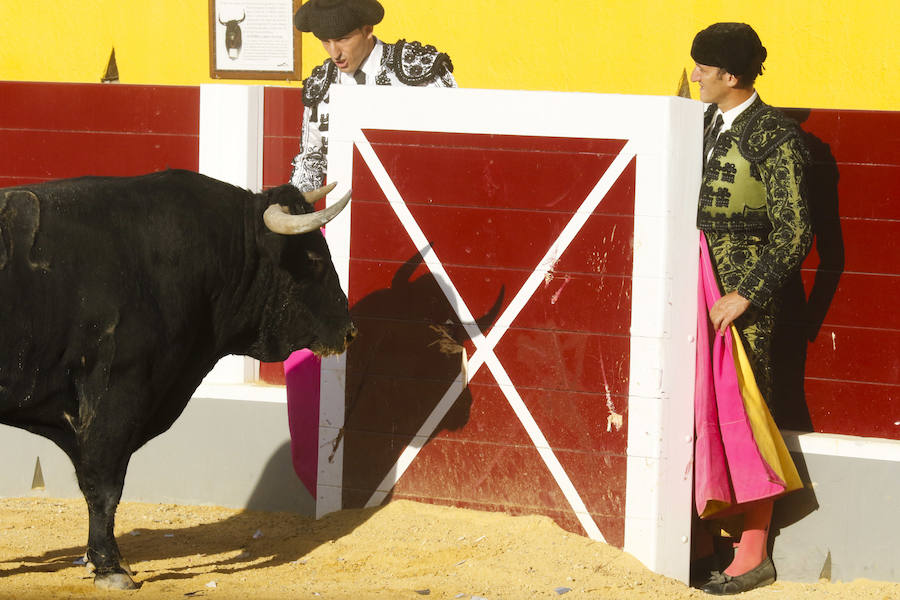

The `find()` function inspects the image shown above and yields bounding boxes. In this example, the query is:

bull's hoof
[94,571,140,590]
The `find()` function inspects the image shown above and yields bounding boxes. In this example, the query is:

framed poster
[209,0,302,80]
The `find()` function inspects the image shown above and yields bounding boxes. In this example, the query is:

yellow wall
[1,0,897,110]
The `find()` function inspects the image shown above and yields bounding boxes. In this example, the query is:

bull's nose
[344,323,358,347]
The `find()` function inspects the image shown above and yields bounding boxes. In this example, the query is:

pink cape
[284,350,321,497]
[694,233,794,518]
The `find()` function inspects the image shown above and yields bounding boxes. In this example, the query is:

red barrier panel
[778,109,900,439]
[1,81,894,445]
[338,129,635,545]
[259,86,305,385]
[0,82,199,187]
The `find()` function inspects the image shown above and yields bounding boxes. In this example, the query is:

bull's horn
[302,181,337,206]
[263,189,351,235]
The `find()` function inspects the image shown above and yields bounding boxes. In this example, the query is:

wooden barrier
[0,81,199,187]
[0,81,897,582]
[320,86,703,581]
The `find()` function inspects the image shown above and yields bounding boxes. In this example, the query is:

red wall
[258,87,307,385]
[777,109,900,440]
[0,82,199,187]
[1,83,896,528]
[340,130,635,544]
[251,98,900,441]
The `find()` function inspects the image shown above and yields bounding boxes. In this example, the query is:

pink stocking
[725,500,774,576]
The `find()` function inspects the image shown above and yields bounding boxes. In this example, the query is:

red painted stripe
[341,366,627,455]
[343,371,473,434]
[0,175,49,187]
[791,108,900,166]
[0,81,200,135]
[786,270,900,331]
[804,220,900,278]
[492,328,631,395]
[263,87,305,137]
[823,164,900,220]
[259,362,286,385]
[0,130,199,180]
[455,381,628,455]
[349,201,635,273]
[364,132,628,212]
[800,325,900,385]
[262,136,299,189]
[394,436,626,526]
[778,378,899,439]
[364,129,628,156]
[805,219,900,276]
[387,436,572,509]
[262,87,304,191]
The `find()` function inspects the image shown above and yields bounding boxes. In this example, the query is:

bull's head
[218,12,246,60]
[252,183,356,361]
[262,182,349,236]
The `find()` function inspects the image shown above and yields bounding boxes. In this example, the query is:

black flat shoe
[701,557,776,595]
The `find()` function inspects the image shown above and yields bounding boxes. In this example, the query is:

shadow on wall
[341,250,503,509]
[770,109,844,531]
[772,110,844,434]
[244,441,314,514]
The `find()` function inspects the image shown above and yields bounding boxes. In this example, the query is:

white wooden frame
[319,85,703,582]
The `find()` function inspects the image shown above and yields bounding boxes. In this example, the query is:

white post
[198,84,265,385]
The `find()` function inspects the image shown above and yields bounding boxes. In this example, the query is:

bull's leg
[68,322,144,589]
[75,454,138,590]
[71,401,140,592]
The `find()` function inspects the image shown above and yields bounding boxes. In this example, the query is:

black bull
[0,169,355,589]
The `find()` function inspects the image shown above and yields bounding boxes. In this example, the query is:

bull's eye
[306,250,325,276]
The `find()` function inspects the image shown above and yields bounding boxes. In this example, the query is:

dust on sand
[0,496,895,599]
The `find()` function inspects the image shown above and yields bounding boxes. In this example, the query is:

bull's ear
[0,190,45,271]
[262,184,306,215]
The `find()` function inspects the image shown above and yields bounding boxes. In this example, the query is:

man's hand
[709,291,751,335]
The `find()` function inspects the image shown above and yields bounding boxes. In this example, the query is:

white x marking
[352,131,637,542]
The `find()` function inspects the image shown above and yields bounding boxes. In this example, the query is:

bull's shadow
[341,250,503,508]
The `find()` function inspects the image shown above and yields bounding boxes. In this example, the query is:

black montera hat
[294,0,384,40]
[691,22,767,79]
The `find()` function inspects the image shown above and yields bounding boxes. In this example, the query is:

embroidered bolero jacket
[697,96,813,307]
[289,39,456,191]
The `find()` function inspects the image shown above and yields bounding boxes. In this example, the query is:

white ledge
[782,430,900,462]
[192,382,287,404]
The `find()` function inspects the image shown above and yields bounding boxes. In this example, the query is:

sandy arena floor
[0,496,895,600]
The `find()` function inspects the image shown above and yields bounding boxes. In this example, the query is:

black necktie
[704,114,724,161]
[353,70,366,85]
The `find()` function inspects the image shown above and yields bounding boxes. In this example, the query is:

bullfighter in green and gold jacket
[689,22,813,595]
[698,94,813,405]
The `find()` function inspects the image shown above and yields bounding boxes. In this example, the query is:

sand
[0,496,895,600]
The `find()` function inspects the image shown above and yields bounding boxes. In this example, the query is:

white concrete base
[0,393,314,515]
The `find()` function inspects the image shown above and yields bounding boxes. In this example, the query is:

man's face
[320,26,375,73]
[691,63,730,104]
